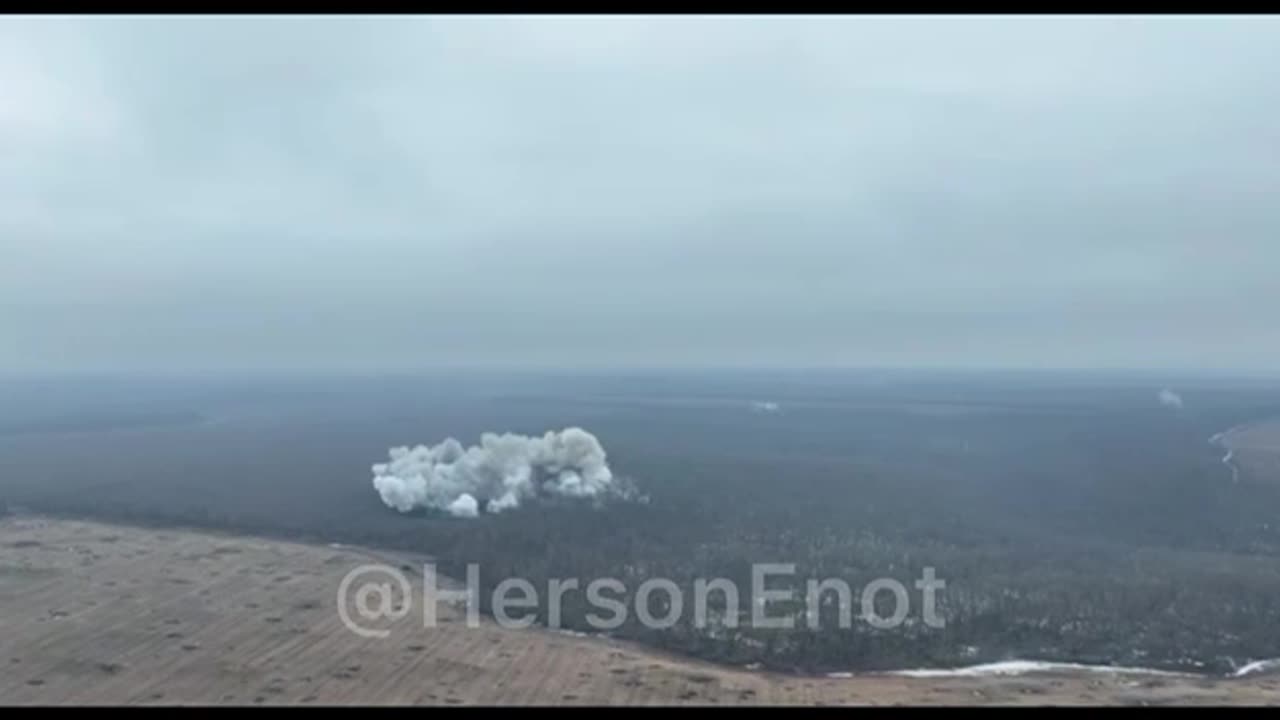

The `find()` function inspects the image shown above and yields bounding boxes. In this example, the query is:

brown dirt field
[2,514,1278,706]
[1222,419,1280,483]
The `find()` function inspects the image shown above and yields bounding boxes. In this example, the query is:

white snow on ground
[1210,424,1251,483]
[1233,659,1280,677]
[875,660,1192,678]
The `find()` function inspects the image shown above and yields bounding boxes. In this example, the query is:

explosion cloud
[372,427,635,518]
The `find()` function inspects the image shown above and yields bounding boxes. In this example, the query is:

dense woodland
[4,370,1280,675]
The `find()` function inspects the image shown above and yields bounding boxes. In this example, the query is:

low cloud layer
[4,16,1280,372]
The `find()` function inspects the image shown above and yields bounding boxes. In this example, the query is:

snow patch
[1233,658,1280,677]
[884,660,1191,678]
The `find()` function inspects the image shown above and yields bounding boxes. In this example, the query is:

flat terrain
[1223,419,1280,483]
[6,372,1280,673]
[3,515,1278,706]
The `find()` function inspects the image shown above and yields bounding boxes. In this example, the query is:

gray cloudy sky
[3,15,1278,372]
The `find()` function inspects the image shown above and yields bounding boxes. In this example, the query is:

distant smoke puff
[1158,389,1184,409]
[751,401,780,413]
[372,427,638,518]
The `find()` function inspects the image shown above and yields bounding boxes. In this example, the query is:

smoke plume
[372,427,637,518]
[1158,388,1184,410]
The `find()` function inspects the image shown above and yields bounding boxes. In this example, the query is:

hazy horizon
[4,15,1279,373]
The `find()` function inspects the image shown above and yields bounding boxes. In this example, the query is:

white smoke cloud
[372,427,637,518]
[1158,388,1184,409]
[751,400,780,413]
[446,494,479,518]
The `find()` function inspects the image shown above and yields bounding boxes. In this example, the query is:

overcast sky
[3,15,1278,373]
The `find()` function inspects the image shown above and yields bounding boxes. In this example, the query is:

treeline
[14,401,1280,676]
